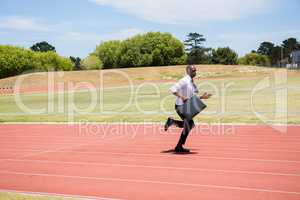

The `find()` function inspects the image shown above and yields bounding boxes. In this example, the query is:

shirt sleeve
[170,78,187,93]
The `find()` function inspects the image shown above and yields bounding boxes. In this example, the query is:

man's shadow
[161,149,198,155]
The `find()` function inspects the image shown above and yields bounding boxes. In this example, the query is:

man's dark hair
[186,65,195,73]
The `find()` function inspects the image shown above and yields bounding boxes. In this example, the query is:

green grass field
[0,66,299,124]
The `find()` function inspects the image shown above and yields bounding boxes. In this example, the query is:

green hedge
[0,45,73,78]
[33,51,73,71]
[81,55,103,70]
[211,47,238,65]
[238,53,270,66]
[93,32,187,69]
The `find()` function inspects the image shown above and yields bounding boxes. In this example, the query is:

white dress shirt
[170,75,199,106]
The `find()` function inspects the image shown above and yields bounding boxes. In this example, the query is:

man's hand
[173,92,189,102]
[200,92,212,99]
[181,96,189,102]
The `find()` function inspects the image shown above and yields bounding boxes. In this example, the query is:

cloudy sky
[0,0,299,57]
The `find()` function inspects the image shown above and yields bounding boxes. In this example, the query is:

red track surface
[0,124,300,200]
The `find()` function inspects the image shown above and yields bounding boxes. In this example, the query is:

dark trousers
[174,105,195,146]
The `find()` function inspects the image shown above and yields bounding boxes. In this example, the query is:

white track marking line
[0,134,128,162]
[0,148,41,152]
[2,134,300,139]
[187,146,300,153]
[3,140,300,147]
[0,189,123,200]
[2,145,300,154]
[15,134,127,158]
[0,135,113,139]
[2,149,299,164]
[34,150,300,164]
[0,170,300,195]
[1,122,300,126]
[0,141,108,146]
[2,139,300,145]
[2,148,299,163]
[4,158,300,177]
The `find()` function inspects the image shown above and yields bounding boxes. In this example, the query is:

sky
[0,0,299,58]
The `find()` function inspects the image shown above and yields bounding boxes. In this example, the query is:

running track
[0,124,300,200]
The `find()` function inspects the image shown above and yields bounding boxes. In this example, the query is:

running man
[164,65,212,153]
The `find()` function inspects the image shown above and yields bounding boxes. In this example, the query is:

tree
[120,32,186,67]
[81,55,102,70]
[0,45,36,78]
[254,38,300,67]
[33,51,73,71]
[281,38,300,58]
[211,47,238,65]
[119,46,143,67]
[30,41,56,52]
[270,46,283,66]
[257,42,275,57]
[93,32,187,68]
[0,45,72,78]
[187,48,211,64]
[184,33,209,64]
[70,56,81,70]
[184,33,206,52]
[238,53,270,66]
[94,40,122,68]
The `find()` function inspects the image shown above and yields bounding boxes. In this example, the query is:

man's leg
[173,119,184,128]
[165,105,186,131]
[165,117,184,128]
[175,119,195,152]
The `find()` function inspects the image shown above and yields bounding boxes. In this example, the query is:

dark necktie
[191,79,199,93]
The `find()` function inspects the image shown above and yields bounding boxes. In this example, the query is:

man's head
[186,65,197,78]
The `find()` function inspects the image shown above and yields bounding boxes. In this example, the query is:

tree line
[255,38,300,66]
[0,44,73,79]
[93,32,187,69]
[92,32,241,68]
[0,42,101,78]
[0,32,299,78]
[237,38,300,67]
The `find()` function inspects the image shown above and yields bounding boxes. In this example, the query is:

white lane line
[0,141,104,146]
[0,149,41,152]
[188,146,300,153]
[1,170,300,195]
[38,150,300,164]
[2,145,300,154]
[4,158,300,177]
[14,135,127,159]
[2,140,300,148]
[1,122,300,126]
[0,135,110,139]
[2,147,298,163]
[0,189,123,200]
[0,134,128,162]
[2,134,300,139]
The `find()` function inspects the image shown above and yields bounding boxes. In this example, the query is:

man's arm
[199,92,212,99]
[170,79,188,102]
[173,92,188,102]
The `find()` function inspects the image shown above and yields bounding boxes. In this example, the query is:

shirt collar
[185,75,193,82]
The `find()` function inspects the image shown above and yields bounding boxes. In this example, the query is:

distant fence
[287,63,299,69]
[0,86,14,96]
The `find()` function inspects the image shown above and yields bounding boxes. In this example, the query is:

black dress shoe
[164,117,174,131]
[174,146,190,153]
